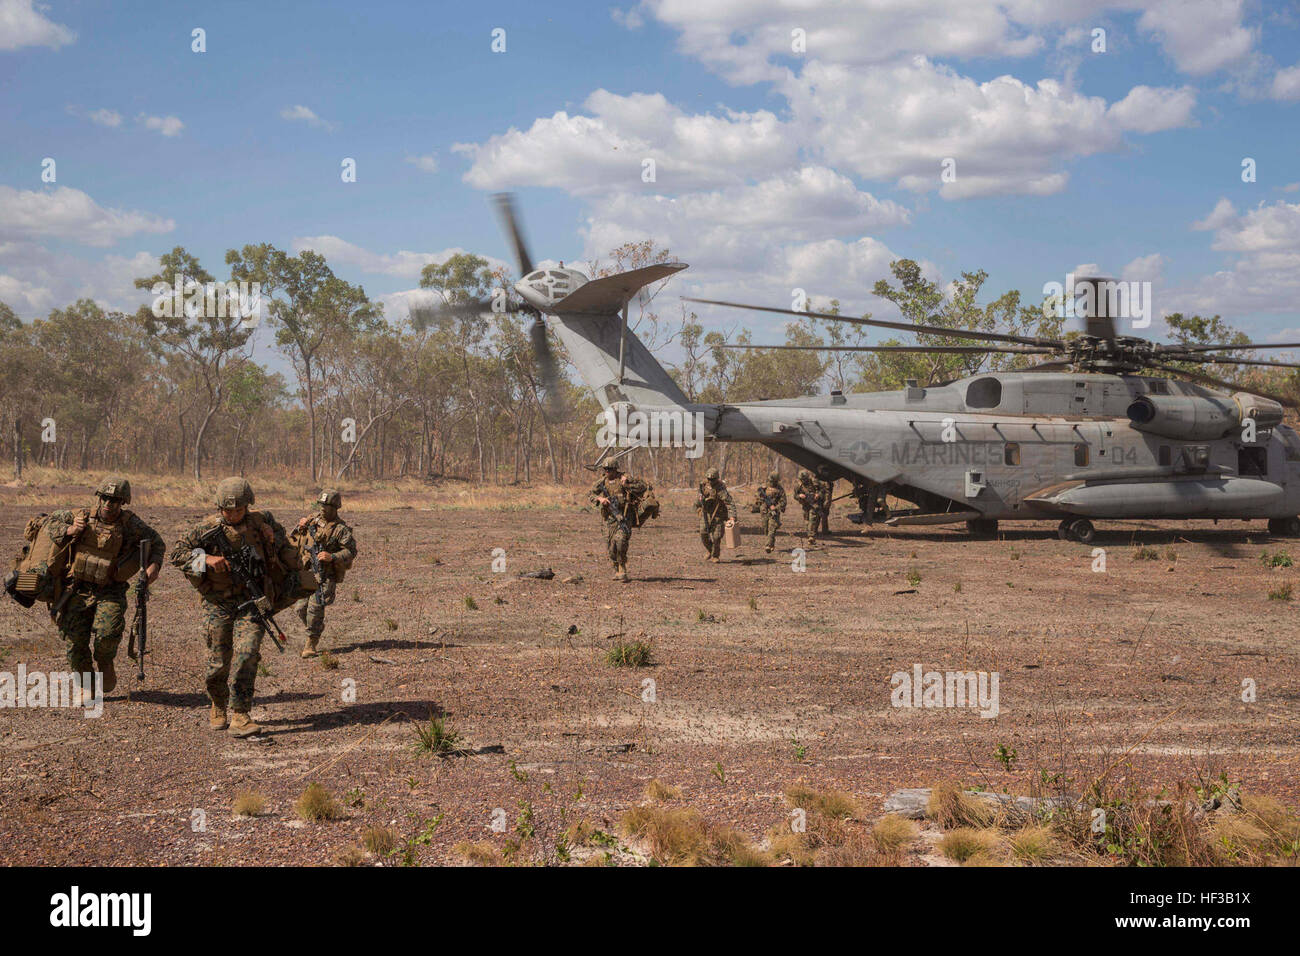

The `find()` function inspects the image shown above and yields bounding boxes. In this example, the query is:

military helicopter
[462,195,1300,543]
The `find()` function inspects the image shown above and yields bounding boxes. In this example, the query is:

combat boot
[611,565,622,580]
[615,563,629,582]
[97,659,116,694]
[228,711,261,737]
[209,702,229,731]
[300,637,319,659]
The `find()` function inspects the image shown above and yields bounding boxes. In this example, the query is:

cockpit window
[966,377,1002,409]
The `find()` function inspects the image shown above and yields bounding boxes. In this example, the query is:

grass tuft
[294,783,344,822]
[606,640,653,667]
[232,790,266,817]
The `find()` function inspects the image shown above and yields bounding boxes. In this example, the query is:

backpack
[4,513,72,608]
[635,482,660,527]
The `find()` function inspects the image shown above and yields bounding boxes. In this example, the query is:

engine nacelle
[1126,393,1239,440]
[1232,392,1283,432]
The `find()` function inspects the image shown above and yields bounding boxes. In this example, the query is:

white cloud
[611,6,644,29]
[0,0,75,51]
[780,58,1193,200]
[405,153,438,173]
[1136,0,1256,76]
[280,104,334,130]
[137,113,183,137]
[1193,197,1237,231]
[1121,253,1165,283]
[1271,64,1300,101]
[89,107,122,127]
[1169,200,1300,314]
[456,90,795,194]
[0,186,174,247]
[0,243,160,316]
[1106,85,1197,133]
[291,235,511,280]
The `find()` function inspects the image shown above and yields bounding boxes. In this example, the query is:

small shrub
[413,714,463,755]
[906,568,922,587]
[362,826,397,856]
[940,827,1002,863]
[319,651,339,670]
[606,641,653,667]
[1269,582,1294,601]
[232,790,266,817]
[294,783,344,822]
[645,779,682,803]
[463,595,478,610]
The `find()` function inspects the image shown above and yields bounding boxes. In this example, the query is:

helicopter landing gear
[966,518,998,538]
[1058,518,1096,544]
[1268,516,1300,537]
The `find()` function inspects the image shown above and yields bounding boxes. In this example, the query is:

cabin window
[1004,443,1020,466]
[966,377,1001,409]
[1158,445,1171,467]
[1239,447,1267,477]
[1074,443,1089,467]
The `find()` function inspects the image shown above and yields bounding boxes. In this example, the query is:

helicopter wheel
[966,518,998,538]
[1068,518,1096,544]
[1269,516,1300,537]
[1057,519,1073,541]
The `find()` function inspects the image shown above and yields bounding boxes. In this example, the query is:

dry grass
[927,781,996,829]
[293,782,343,822]
[1009,825,1060,864]
[454,841,502,866]
[871,814,919,858]
[619,805,767,866]
[334,846,368,867]
[940,827,1005,864]
[361,826,397,857]
[644,779,682,803]
[231,790,266,817]
[784,784,858,820]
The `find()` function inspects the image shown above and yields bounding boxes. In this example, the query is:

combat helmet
[768,471,781,484]
[215,477,255,509]
[705,467,720,480]
[96,475,131,503]
[797,469,811,481]
[317,488,342,509]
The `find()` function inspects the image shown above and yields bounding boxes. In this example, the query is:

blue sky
[3,0,1300,357]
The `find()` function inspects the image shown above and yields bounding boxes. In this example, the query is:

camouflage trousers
[603,520,631,566]
[761,511,782,551]
[699,513,727,558]
[294,579,336,639]
[58,582,128,673]
[803,506,825,541]
[201,596,266,712]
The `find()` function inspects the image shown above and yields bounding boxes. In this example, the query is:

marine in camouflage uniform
[170,477,296,737]
[817,468,834,535]
[46,476,164,698]
[290,488,358,658]
[588,462,646,582]
[794,469,826,546]
[695,467,736,562]
[753,471,787,553]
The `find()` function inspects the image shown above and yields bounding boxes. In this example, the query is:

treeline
[1,246,1294,488]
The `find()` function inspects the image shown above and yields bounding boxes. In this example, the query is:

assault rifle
[607,490,632,536]
[196,525,287,652]
[307,526,326,607]
[126,540,149,681]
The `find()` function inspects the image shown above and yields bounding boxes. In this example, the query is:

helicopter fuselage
[702,370,1300,524]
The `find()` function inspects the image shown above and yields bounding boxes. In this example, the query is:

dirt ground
[1,489,1297,865]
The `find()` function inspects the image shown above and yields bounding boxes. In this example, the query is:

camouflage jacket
[695,479,736,521]
[794,478,824,511]
[289,514,358,582]
[754,483,787,515]
[169,509,295,601]
[588,476,646,526]
[47,506,165,587]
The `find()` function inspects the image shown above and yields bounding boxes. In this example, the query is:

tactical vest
[201,514,271,597]
[303,518,349,584]
[70,515,124,587]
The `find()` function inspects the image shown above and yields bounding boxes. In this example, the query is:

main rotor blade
[713,343,1055,355]
[1159,342,1300,353]
[1022,360,1075,372]
[1188,356,1300,370]
[683,297,1065,349]
[531,316,564,421]
[492,192,533,277]
[1149,363,1298,409]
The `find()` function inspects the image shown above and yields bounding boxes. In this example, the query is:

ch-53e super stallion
[452,195,1300,543]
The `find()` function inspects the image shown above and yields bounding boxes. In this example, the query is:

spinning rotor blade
[683,297,1065,349]
[530,316,564,421]
[1159,341,1300,353]
[493,192,534,277]
[713,343,1056,355]
[1149,363,1298,409]
[1189,356,1300,370]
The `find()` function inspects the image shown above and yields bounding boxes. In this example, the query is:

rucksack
[4,512,73,608]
